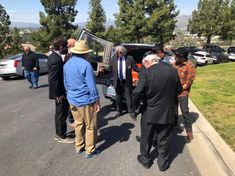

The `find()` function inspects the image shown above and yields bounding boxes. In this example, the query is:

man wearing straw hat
[63,40,101,158]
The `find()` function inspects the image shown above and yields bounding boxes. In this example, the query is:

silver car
[0,54,48,80]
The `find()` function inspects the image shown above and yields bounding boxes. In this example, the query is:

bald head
[67,38,76,51]
[23,45,31,53]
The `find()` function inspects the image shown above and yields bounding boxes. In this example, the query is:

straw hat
[70,40,93,54]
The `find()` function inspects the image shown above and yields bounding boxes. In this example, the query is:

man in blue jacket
[64,40,100,158]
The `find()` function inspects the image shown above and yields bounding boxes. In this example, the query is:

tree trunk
[206,35,211,44]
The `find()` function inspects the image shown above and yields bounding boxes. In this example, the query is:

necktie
[119,57,123,80]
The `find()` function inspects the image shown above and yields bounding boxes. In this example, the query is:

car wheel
[1,76,11,80]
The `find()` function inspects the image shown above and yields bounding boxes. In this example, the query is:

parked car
[227,46,235,61]
[188,54,198,67]
[191,51,214,66]
[77,29,154,101]
[202,44,225,53]
[202,44,229,64]
[177,46,200,55]
[0,53,48,80]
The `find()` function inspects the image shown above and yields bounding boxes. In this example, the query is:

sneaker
[85,149,101,159]
[76,148,85,154]
[28,85,33,89]
[54,135,59,141]
[57,137,75,144]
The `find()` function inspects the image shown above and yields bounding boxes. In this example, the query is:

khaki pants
[70,104,97,154]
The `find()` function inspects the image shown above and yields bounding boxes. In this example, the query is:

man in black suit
[133,54,182,171]
[109,45,139,120]
[48,37,74,144]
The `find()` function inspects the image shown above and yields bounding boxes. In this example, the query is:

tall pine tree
[115,0,146,43]
[145,0,178,44]
[0,4,11,58]
[188,0,225,44]
[86,0,106,38]
[31,0,78,51]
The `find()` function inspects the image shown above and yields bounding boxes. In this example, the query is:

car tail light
[14,60,20,67]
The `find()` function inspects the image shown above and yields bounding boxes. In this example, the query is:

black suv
[202,44,229,64]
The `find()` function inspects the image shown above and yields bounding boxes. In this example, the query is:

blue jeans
[24,70,39,88]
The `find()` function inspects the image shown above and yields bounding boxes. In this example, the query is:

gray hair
[114,45,127,56]
[142,54,160,65]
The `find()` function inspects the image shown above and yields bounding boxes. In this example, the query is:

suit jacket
[48,52,66,99]
[133,61,182,124]
[109,55,139,89]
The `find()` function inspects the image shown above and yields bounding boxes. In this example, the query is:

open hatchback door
[77,29,114,85]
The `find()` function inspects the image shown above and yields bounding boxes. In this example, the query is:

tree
[229,0,235,45]
[31,0,78,51]
[145,0,179,44]
[86,0,106,38]
[0,4,11,58]
[219,0,232,43]
[9,28,23,55]
[0,4,22,58]
[188,0,225,44]
[105,25,122,43]
[115,0,146,43]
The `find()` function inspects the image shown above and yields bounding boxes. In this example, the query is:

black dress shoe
[115,112,122,118]
[137,155,151,169]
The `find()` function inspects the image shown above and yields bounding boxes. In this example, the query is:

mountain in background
[175,15,191,30]
[11,22,41,29]
[10,15,191,30]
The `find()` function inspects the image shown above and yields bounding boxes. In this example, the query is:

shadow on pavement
[38,84,49,88]
[97,102,117,129]
[149,129,189,167]
[97,123,135,152]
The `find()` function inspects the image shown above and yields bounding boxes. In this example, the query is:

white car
[0,54,48,80]
[191,51,214,66]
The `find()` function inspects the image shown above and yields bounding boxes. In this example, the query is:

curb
[188,99,235,176]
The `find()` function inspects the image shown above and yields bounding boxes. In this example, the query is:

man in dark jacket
[22,46,39,89]
[109,45,139,120]
[133,54,182,171]
[48,37,74,144]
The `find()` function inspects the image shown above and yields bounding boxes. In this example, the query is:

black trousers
[140,117,174,170]
[115,79,133,113]
[55,99,69,139]
[67,109,74,123]
[178,96,192,130]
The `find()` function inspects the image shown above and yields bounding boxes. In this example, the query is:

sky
[0,0,199,23]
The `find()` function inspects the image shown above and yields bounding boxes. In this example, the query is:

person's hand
[33,67,37,71]
[182,84,187,90]
[98,66,105,73]
[55,95,65,103]
[94,100,100,112]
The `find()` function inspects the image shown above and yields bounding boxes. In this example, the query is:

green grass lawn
[190,62,235,151]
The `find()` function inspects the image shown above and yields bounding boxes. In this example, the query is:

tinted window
[8,54,22,60]
[192,53,204,57]
[37,54,47,59]
[206,54,213,58]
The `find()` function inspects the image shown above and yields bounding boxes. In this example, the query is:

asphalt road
[0,75,201,176]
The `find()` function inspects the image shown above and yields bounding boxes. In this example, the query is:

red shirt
[173,60,196,97]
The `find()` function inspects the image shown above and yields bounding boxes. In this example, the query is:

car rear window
[192,53,204,57]
[8,54,22,60]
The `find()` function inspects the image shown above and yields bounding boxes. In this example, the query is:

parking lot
[0,75,201,176]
